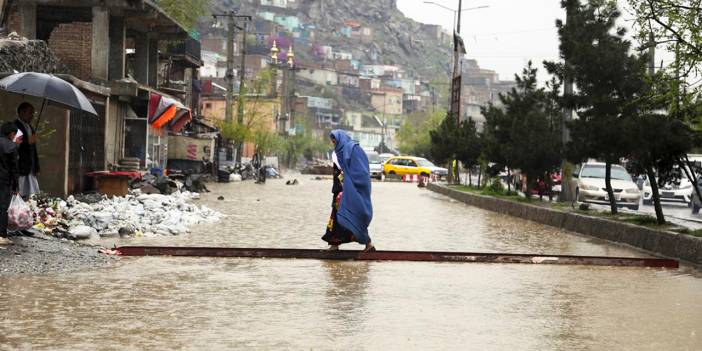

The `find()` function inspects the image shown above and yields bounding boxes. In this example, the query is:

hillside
[206,0,453,81]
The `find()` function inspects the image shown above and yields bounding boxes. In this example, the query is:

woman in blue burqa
[322,130,375,252]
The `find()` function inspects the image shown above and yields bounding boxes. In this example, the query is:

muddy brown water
[1,178,700,350]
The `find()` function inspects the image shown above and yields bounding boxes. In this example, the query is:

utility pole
[235,16,251,164]
[447,0,463,185]
[213,11,238,124]
[559,4,575,202]
[213,11,251,163]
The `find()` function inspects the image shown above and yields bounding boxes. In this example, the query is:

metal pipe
[112,246,679,268]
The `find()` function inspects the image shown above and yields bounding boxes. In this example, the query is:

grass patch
[449,183,677,230]
[673,228,702,238]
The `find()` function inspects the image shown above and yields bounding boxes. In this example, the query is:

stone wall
[428,183,702,265]
[47,22,92,80]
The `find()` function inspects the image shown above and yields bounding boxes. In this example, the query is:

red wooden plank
[112,246,679,268]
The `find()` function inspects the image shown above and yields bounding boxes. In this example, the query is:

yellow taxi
[382,156,448,178]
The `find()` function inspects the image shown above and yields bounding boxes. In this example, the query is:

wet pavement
[1,176,701,350]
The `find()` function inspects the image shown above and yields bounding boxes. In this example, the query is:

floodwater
[1,177,701,350]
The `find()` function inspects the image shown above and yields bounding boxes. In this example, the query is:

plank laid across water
[113,246,679,268]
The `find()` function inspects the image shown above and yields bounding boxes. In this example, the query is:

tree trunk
[679,157,702,204]
[507,168,511,192]
[477,165,482,188]
[468,168,472,186]
[455,161,461,185]
[646,166,666,225]
[524,176,531,199]
[605,162,618,214]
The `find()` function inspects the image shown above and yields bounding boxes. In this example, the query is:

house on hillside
[370,87,403,116]
[460,59,516,127]
[297,67,337,86]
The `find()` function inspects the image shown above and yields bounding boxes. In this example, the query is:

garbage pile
[28,190,222,240]
[301,159,334,175]
[130,173,209,194]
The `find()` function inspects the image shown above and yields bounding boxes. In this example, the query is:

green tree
[219,68,277,157]
[455,118,482,186]
[429,113,458,166]
[157,0,210,32]
[625,71,698,224]
[397,109,446,157]
[545,0,647,213]
[482,62,562,196]
[628,0,702,83]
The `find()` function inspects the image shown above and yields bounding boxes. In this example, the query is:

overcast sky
[396,0,663,84]
[397,0,563,82]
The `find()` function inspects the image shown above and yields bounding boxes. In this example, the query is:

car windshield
[581,165,632,181]
[416,159,435,167]
[367,153,381,163]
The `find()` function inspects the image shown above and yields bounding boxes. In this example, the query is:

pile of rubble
[28,190,222,240]
[0,33,65,73]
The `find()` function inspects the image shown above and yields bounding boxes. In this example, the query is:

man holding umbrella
[14,102,39,197]
[0,72,99,197]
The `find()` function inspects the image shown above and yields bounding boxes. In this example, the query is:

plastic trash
[7,195,34,231]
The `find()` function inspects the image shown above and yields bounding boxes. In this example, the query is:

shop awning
[147,93,192,132]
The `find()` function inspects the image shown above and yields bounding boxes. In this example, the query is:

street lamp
[270,41,296,135]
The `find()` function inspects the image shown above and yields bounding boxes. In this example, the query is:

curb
[427,183,702,265]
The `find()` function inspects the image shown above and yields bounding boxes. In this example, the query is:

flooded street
[1,177,701,350]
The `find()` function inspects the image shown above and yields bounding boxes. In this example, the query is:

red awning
[148,93,192,132]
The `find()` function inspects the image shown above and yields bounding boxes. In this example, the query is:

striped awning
[147,93,192,132]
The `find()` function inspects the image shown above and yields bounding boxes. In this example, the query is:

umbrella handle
[34,99,47,132]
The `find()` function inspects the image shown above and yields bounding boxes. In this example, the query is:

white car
[575,162,641,210]
[365,151,383,179]
[643,178,693,206]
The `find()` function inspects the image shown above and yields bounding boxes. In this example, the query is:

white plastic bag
[7,195,33,231]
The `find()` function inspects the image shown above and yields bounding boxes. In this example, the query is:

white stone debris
[62,190,222,239]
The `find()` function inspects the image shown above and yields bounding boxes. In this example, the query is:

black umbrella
[0,72,98,129]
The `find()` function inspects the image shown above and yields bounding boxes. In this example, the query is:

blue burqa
[330,130,373,244]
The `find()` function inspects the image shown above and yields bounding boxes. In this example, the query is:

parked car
[383,156,448,178]
[574,162,641,210]
[642,177,693,206]
[379,153,395,164]
[525,173,562,196]
[365,150,383,179]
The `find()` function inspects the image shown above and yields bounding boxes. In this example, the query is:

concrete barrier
[427,183,702,265]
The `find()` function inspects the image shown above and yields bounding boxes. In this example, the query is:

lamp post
[270,40,296,135]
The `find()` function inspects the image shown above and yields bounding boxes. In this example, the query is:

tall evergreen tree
[482,62,563,196]
[545,0,647,214]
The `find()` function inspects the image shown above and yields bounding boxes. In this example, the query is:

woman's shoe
[363,244,376,252]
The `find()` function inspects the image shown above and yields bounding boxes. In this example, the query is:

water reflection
[1,179,701,350]
[323,261,371,322]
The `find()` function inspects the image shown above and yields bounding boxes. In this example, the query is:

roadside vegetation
[429,0,702,226]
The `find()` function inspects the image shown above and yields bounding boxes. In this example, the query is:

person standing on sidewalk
[0,122,19,245]
[14,102,40,198]
[322,130,375,252]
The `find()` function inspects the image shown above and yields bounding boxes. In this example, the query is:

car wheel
[389,171,396,176]
[643,199,652,206]
[629,205,640,211]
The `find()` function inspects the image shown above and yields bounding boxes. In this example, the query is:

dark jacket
[15,119,39,176]
[0,137,19,192]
